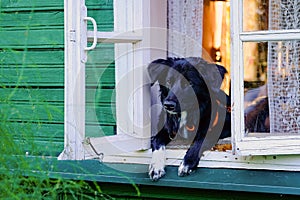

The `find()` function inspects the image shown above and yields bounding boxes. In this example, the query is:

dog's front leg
[149,130,171,181]
[149,145,166,181]
[178,131,211,177]
[178,141,202,177]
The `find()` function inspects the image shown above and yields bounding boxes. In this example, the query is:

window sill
[4,155,300,196]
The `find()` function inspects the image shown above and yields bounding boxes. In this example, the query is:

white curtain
[268,0,300,133]
[168,0,204,57]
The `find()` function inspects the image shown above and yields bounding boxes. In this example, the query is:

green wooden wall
[0,0,115,156]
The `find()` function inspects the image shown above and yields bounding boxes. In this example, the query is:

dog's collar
[207,111,219,133]
[209,99,231,132]
[216,99,231,113]
[169,125,195,141]
[185,124,195,132]
[169,99,231,140]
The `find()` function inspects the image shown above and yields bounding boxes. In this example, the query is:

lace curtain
[268,0,300,133]
[168,0,204,57]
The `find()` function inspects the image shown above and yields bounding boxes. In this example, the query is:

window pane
[268,40,300,134]
[86,43,116,137]
[243,42,269,134]
[243,0,269,32]
[243,0,300,32]
[85,1,116,137]
[243,41,300,135]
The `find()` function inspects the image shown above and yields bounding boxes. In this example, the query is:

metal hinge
[69,30,76,42]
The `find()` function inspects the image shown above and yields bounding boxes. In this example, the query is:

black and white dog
[148,57,231,181]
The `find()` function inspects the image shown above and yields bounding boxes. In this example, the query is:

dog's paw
[149,163,166,181]
[178,161,195,177]
[149,146,166,181]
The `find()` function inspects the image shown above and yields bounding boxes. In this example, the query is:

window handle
[84,17,98,51]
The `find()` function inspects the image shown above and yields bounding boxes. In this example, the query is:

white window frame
[231,1,300,156]
[59,0,168,160]
[59,0,300,172]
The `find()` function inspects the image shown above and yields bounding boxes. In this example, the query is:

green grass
[0,109,113,199]
[0,2,112,199]
[0,1,138,198]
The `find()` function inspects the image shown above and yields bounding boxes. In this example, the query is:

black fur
[245,96,270,133]
[148,57,231,181]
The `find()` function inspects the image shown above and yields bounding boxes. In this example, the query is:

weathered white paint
[230,0,244,154]
[230,0,300,157]
[87,31,142,43]
[61,0,167,160]
[61,0,300,173]
[59,0,87,160]
[99,149,300,171]
[240,29,300,42]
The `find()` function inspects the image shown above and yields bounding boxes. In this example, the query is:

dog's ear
[186,57,227,93]
[147,58,173,85]
[216,64,227,81]
[204,63,227,93]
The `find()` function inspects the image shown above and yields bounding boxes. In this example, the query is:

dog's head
[148,57,227,115]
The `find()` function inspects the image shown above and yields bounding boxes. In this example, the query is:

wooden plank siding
[0,0,116,156]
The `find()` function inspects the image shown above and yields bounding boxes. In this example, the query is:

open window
[59,0,167,160]
[60,0,300,172]
[231,0,300,156]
